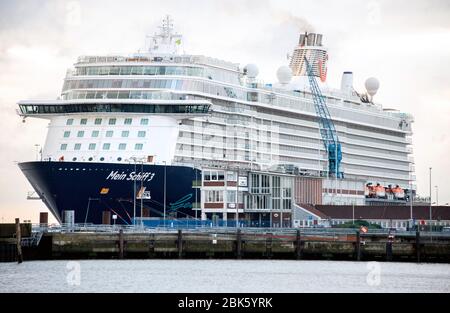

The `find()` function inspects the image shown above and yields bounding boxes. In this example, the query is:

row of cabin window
[63,130,146,138]
[66,117,149,126]
[203,171,238,181]
[60,143,144,151]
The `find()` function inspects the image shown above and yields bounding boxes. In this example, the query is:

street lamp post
[409,181,413,229]
[429,167,432,230]
[435,186,438,206]
[140,160,144,227]
[236,168,239,228]
[133,160,137,226]
[352,202,355,225]
[163,161,167,227]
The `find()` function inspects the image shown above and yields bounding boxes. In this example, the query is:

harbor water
[0,260,449,293]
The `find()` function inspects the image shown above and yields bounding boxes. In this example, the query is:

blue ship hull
[18,161,201,225]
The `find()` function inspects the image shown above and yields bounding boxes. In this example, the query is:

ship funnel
[341,72,353,95]
[289,32,328,81]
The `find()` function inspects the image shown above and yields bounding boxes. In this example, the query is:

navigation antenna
[147,15,182,54]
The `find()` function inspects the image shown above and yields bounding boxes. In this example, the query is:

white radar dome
[276,66,293,84]
[365,77,380,97]
[244,64,259,78]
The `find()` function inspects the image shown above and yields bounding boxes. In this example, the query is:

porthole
[117,157,122,162]
[72,157,77,162]
[100,157,105,161]
[88,157,93,161]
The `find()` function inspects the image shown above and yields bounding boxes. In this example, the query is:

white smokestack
[341,71,353,95]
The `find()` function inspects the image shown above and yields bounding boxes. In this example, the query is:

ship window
[60,144,68,151]
[124,118,132,125]
[138,131,146,138]
[205,190,223,203]
[103,143,111,150]
[66,119,74,126]
[94,118,102,125]
[63,131,70,138]
[135,143,143,150]
[121,131,129,138]
[80,118,87,125]
[132,67,143,75]
[106,131,113,137]
[88,143,96,150]
[118,143,127,150]
[109,118,117,125]
[88,157,93,161]
[77,131,84,138]
[117,157,122,162]
[92,130,99,137]
[120,67,131,75]
[100,157,105,161]
[72,157,77,161]
[74,143,82,150]
[110,67,120,75]
[140,118,149,125]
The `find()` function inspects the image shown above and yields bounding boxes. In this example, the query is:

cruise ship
[17,16,415,226]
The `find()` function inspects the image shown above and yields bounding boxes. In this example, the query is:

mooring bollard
[119,229,124,259]
[15,218,23,264]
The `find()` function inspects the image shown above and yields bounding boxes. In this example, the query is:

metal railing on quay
[29,223,450,239]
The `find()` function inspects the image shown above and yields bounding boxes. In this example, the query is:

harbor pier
[1,224,450,263]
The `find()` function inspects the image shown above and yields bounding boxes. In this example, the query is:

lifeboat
[365,183,376,198]
[393,185,405,200]
[375,183,386,198]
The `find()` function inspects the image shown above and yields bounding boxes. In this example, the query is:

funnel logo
[319,55,328,82]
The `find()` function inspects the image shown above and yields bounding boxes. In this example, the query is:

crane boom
[304,57,343,178]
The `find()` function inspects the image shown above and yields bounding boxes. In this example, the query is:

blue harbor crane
[304,57,343,178]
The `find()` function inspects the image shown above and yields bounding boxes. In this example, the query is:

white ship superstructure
[18,16,415,226]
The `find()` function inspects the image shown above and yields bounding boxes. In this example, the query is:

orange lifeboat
[393,185,405,200]
[375,183,386,198]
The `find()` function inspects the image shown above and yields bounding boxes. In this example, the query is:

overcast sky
[0,0,449,223]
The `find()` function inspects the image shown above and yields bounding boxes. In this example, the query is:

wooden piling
[15,218,23,264]
[118,229,124,259]
[355,231,361,261]
[266,233,273,259]
[177,229,183,259]
[295,229,302,260]
[148,234,155,258]
[236,229,242,259]
[386,241,393,261]
[416,231,421,263]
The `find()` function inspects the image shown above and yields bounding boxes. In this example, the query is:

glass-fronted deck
[19,102,210,116]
